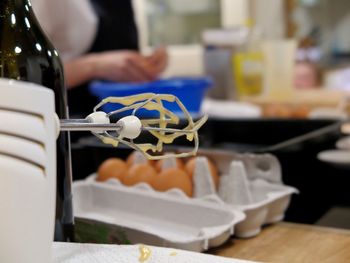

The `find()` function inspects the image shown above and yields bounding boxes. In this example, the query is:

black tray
[71,118,346,226]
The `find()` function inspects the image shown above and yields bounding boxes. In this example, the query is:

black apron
[68,0,139,118]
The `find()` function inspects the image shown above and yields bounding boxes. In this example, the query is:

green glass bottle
[0,0,74,241]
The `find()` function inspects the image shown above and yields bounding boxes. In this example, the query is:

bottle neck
[0,0,45,40]
[0,0,32,14]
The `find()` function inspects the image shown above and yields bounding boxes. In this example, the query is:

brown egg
[152,168,193,197]
[122,163,157,187]
[155,158,185,172]
[263,104,293,118]
[97,158,128,182]
[126,151,155,167]
[291,105,310,119]
[185,157,219,189]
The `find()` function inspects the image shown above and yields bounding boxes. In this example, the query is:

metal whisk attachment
[59,93,208,160]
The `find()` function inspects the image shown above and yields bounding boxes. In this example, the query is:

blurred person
[294,37,321,89]
[31,0,168,116]
[294,61,319,89]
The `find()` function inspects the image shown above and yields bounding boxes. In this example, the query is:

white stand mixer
[0,79,57,263]
[0,79,207,263]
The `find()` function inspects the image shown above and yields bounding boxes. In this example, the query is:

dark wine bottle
[0,0,74,241]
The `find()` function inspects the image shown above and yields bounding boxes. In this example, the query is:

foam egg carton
[192,149,299,238]
[76,150,297,245]
[73,177,245,252]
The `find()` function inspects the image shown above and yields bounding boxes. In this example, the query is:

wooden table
[210,223,350,262]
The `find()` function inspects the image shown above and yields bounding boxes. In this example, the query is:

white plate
[53,243,255,263]
[201,99,262,119]
[336,137,350,150]
[308,108,348,120]
[318,150,350,166]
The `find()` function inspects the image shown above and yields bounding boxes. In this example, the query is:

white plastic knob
[85,111,110,134]
[117,116,142,139]
[54,113,60,139]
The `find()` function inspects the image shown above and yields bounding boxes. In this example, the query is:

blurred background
[72,0,350,231]
[134,0,350,95]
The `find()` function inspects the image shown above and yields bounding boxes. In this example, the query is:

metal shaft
[60,119,123,132]
[60,119,194,134]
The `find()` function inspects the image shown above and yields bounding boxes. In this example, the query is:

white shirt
[31,0,98,61]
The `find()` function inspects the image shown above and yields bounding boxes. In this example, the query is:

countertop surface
[211,222,350,262]
[53,222,350,262]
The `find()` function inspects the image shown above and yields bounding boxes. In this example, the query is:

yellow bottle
[233,19,264,98]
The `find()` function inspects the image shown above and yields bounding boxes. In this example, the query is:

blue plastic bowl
[89,77,213,117]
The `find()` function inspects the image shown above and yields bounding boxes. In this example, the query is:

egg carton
[73,179,245,252]
[144,149,298,238]
[191,150,299,238]
[76,150,297,242]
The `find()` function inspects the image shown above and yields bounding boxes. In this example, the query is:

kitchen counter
[54,222,350,262]
[211,223,350,262]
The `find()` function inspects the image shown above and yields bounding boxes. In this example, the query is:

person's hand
[147,47,168,75]
[91,50,158,82]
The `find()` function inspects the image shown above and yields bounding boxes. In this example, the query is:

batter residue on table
[139,245,151,262]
